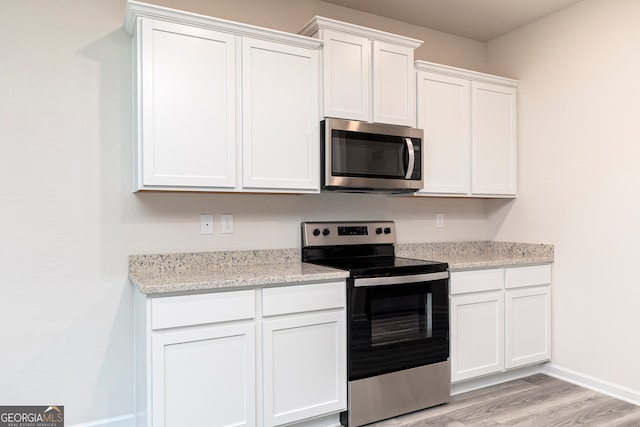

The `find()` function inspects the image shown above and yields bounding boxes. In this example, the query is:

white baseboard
[544,363,640,406]
[68,414,135,427]
[451,364,547,396]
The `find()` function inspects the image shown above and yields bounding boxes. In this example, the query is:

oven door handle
[353,271,449,287]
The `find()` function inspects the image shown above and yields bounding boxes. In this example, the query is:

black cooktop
[307,255,448,279]
[301,221,448,279]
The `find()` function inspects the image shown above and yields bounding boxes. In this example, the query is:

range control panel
[301,221,396,247]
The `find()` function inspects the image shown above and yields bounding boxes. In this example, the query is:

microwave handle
[404,137,415,179]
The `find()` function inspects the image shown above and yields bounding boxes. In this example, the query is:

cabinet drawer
[151,290,255,330]
[450,268,503,295]
[505,264,552,289]
[262,281,345,317]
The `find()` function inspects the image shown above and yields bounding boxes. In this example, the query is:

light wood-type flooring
[367,374,640,426]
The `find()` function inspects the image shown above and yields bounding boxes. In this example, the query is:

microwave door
[331,132,406,179]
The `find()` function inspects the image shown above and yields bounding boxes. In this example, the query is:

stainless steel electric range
[301,221,451,427]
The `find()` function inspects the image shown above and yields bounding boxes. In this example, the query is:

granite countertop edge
[129,241,554,295]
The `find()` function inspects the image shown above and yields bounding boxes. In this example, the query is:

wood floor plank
[364,374,640,427]
[442,378,582,424]
[494,388,598,425]
[507,393,639,427]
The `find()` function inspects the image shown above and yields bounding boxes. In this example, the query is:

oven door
[348,271,449,380]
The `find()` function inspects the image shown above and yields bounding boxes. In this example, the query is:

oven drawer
[262,281,345,316]
[450,268,503,295]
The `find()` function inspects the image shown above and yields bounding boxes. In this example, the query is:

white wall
[486,0,640,393]
[0,0,489,424]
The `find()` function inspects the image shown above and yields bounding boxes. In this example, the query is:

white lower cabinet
[263,311,346,426]
[505,266,552,369]
[262,281,347,427]
[450,264,552,383]
[152,323,256,427]
[450,290,504,382]
[134,281,346,427]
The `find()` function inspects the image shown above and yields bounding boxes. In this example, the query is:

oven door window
[370,292,433,346]
[349,279,449,380]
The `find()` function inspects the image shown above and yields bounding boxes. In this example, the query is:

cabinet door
[242,38,320,192]
[416,72,471,195]
[137,19,236,189]
[471,81,517,196]
[505,286,551,369]
[321,30,370,122]
[152,323,255,427]
[373,41,415,126]
[450,291,504,382]
[262,311,346,427]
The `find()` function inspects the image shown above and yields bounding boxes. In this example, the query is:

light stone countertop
[129,249,349,295]
[396,241,554,271]
[129,242,554,295]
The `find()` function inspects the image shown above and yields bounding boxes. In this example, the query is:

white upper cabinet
[417,71,471,194]
[136,19,237,189]
[124,1,322,193]
[415,61,519,198]
[242,38,319,191]
[301,17,422,126]
[318,30,370,122]
[372,40,416,126]
[471,81,517,196]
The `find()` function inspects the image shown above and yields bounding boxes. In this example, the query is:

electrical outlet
[200,214,214,235]
[221,214,234,234]
[436,213,444,228]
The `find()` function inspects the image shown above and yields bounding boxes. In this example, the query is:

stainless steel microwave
[321,118,424,193]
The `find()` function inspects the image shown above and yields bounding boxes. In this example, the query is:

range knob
[375,227,383,235]
[384,227,392,234]
[322,228,330,236]
[313,228,321,236]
